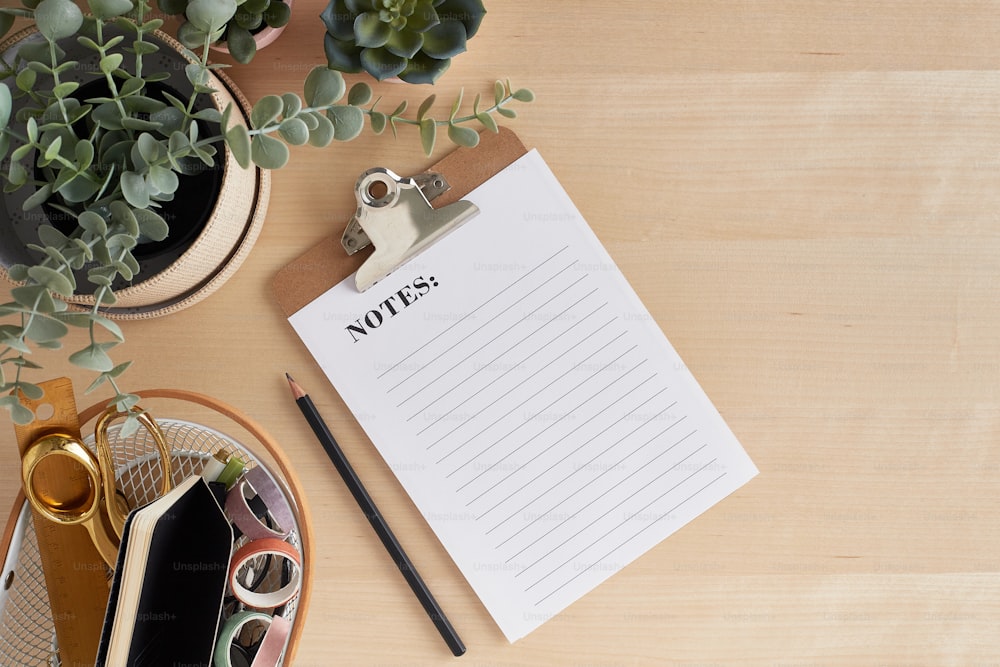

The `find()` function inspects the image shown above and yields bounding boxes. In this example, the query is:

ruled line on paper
[520,454,717,590]
[400,281,598,416]
[375,245,571,381]
[531,471,728,606]
[448,348,644,487]
[432,325,627,464]
[419,315,620,443]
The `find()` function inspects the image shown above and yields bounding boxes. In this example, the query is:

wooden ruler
[12,377,110,667]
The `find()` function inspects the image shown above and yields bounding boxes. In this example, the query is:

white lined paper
[289,150,757,641]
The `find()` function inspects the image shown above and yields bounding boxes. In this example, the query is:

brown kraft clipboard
[272,127,528,317]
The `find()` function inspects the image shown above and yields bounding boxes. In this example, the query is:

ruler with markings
[12,378,110,667]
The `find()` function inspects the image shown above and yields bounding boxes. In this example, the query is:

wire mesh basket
[0,389,313,667]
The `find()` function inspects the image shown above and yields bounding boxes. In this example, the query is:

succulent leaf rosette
[321,0,485,84]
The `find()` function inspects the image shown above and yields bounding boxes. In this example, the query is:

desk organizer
[0,389,313,666]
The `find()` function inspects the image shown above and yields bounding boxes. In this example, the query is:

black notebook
[96,475,233,667]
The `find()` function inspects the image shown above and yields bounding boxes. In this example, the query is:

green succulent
[159,0,292,64]
[321,0,485,84]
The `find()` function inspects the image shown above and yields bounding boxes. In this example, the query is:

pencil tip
[285,373,306,399]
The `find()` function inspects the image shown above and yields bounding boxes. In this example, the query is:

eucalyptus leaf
[34,0,84,40]
[24,314,68,343]
[186,0,237,34]
[69,343,115,372]
[225,124,252,168]
[134,208,169,242]
[250,94,283,129]
[328,104,364,141]
[370,111,386,134]
[303,67,346,108]
[87,0,135,20]
[22,184,53,212]
[121,171,150,208]
[307,112,335,147]
[249,133,289,169]
[225,24,256,64]
[278,117,309,145]
[347,81,372,106]
[419,116,436,156]
[26,265,74,296]
[447,123,480,148]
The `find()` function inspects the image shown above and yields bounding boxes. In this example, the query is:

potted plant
[321,0,485,84]
[0,0,532,429]
[160,0,293,64]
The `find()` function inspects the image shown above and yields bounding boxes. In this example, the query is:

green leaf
[497,107,517,119]
[347,81,372,107]
[226,124,252,168]
[78,210,107,235]
[148,165,180,194]
[24,314,68,342]
[157,0,190,14]
[69,343,115,372]
[87,0,135,20]
[0,13,14,41]
[26,265,74,296]
[421,21,467,59]
[476,111,498,133]
[512,88,535,103]
[359,46,406,81]
[307,112,335,147]
[225,24,256,64]
[100,53,124,74]
[353,12,391,48]
[186,0,237,34]
[74,139,95,170]
[449,88,463,122]
[9,401,35,425]
[22,184,53,211]
[447,123,479,148]
[406,0,438,32]
[134,208,169,242]
[262,0,290,27]
[369,111,387,134]
[250,94,283,129]
[397,51,449,84]
[303,67,346,108]
[249,133,289,169]
[419,117,436,156]
[324,33,363,73]
[328,104,364,141]
[281,93,302,118]
[278,117,309,145]
[0,84,12,131]
[121,171,150,208]
[494,80,504,106]
[34,0,84,40]
[416,94,436,121]
[14,68,35,93]
[384,25,423,58]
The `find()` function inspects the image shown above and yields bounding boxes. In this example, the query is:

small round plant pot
[0,28,270,320]
[211,0,293,57]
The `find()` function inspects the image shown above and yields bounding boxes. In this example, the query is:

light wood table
[3,2,1000,664]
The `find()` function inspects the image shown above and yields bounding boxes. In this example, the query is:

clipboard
[272,127,528,316]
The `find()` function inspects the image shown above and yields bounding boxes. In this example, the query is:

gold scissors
[20,407,174,567]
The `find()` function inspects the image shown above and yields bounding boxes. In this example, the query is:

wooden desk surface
[3,1,999,664]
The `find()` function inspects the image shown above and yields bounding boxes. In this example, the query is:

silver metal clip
[342,168,479,291]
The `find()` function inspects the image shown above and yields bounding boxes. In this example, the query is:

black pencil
[285,373,466,657]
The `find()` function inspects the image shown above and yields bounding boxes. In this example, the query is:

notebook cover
[96,477,233,667]
[272,126,528,318]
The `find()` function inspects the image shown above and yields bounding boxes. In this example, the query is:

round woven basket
[0,27,270,320]
[0,389,313,666]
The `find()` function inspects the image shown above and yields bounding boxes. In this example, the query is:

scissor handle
[21,434,102,525]
[94,408,174,537]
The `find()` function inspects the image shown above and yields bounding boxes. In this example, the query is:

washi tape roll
[226,467,296,541]
[228,538,302,609]
[214,610,291,667]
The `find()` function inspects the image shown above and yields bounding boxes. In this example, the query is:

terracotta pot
[211,0,293,57]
